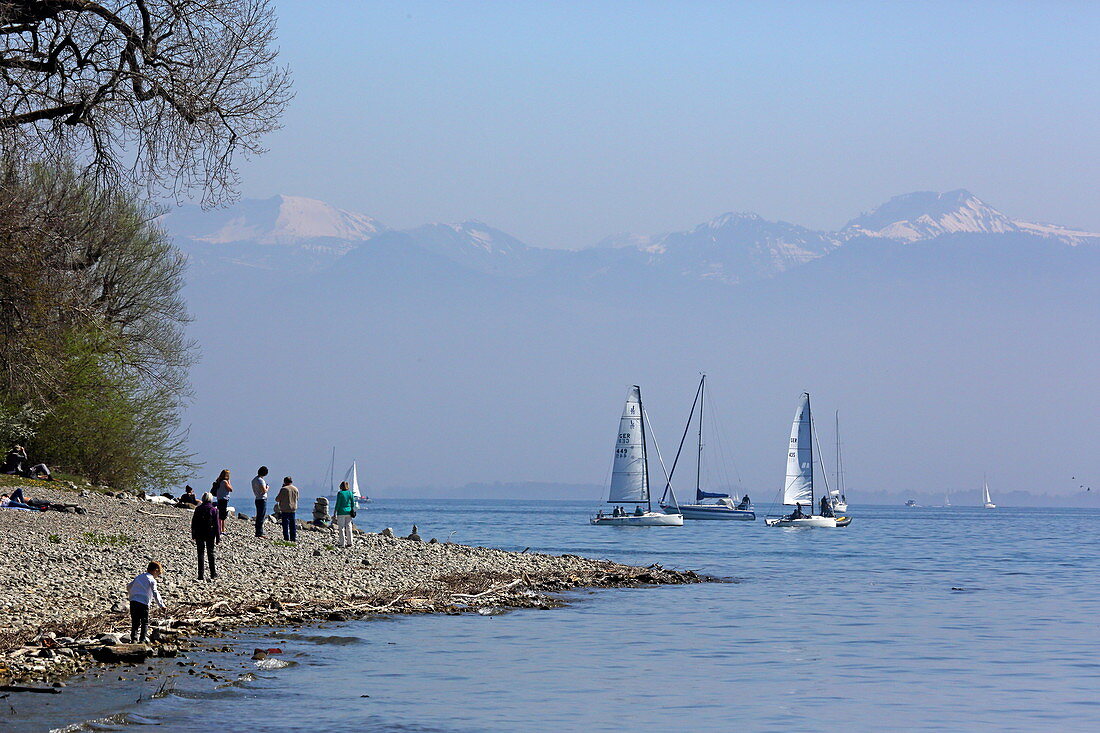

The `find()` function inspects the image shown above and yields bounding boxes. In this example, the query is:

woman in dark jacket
[191,492,222,580]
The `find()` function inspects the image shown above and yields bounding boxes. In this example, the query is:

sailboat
[764,392,851,528]
[982,476,996,509]
[944,493,951,507]
[591,385,683,526]
[829,410,849,513]
[658,375,754,520]
[347,460,371,505]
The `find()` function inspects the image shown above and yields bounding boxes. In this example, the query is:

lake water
[12,500,1100,732]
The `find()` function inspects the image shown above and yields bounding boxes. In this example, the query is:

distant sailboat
[658,374,755,520]
[982,476,996,509]
[765,392,851,528]
[347,460,371,505]
[592,386,683,526]
[944,492,951,507]
[830,410,849,513]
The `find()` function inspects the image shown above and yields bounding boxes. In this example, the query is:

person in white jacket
[127,561,167,643]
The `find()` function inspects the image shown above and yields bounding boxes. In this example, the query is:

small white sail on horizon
[982,477,995,508]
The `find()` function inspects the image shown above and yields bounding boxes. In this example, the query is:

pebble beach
[0,481,702,686]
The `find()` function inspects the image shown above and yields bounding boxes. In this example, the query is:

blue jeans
[254,499,267,536]
[280,511,296,541]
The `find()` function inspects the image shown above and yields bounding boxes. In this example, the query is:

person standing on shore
[126,561,166,643]
[333,480,356,548]
[213,469,232,526]
[274,477,299,542]
[192,493,222,580]
[251,466,270,538]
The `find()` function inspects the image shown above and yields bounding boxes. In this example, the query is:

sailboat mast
[329,446,336,494]
[638,385,651,512]
[697,374,705,497]
[835,410,840,494]
[808,394,814,508]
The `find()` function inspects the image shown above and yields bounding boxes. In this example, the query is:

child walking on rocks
[126,561,166,643]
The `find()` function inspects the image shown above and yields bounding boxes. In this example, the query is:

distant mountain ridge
[165,190,1100,280]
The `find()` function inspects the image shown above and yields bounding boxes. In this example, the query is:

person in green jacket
[333,480,356,548]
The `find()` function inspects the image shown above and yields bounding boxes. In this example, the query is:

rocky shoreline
[0,481,704,687]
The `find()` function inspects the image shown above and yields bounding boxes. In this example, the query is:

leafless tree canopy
[0,0,292,205]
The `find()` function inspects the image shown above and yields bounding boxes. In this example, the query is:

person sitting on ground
[1,445,51,479]
[0,446,22,475]
[192,493,221,581]
[177,485,199,507]
[126,561,167,643]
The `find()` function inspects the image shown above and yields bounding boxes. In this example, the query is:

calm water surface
[13,500,1100,732]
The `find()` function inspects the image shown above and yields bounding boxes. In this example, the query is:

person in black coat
[191,493,222,580]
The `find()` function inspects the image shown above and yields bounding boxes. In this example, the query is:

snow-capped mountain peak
[164,194,387,250]
[843,189,1018,242]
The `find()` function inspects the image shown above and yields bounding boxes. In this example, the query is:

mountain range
[169,190,1100,499]
[165,189,1100,284]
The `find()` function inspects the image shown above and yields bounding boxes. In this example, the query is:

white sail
[351,461,362,500]
[783,392,813,507]
[608,385,648,504]
[983,480,992,505]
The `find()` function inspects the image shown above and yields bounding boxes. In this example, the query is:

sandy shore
[0,482,702,684]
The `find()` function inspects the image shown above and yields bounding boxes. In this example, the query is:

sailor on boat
[819,495,834,518]
[737,495,751,510]
[790,503,806,520]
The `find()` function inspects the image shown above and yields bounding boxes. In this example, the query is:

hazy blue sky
[238,1,1100,247]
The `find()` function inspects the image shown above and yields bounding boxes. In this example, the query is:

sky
[236,1,1100,248]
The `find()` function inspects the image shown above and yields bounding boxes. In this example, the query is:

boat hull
[984,503,996,509]
[662,503,755,521]
[831,502,848,512]
[591,512,684,526]
[764,515,851,528]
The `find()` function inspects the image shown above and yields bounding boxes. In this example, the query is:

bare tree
[0,0,292,205]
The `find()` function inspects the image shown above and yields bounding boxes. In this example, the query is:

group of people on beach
[182,466,359,581]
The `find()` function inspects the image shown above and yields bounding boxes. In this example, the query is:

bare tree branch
[0,0,292,205]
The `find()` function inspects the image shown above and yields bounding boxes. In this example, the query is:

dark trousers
[130,600,149,643]
[216,497,229,522]
[280,511,296,541]
[196,537,217,579]
[254,498,267,536]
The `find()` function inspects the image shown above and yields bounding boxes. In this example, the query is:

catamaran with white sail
[982,476,995,508]
[658,375,754,520]
[764,392,851,528]
[592,385,683,526]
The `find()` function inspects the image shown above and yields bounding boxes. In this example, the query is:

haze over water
[21,500,1100,732]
